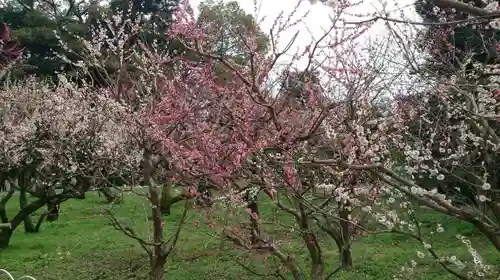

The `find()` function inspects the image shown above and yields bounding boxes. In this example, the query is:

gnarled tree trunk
[297,203,325,279]
[0,197,47,249]
[144,149,168,280]
[19,184,39,232]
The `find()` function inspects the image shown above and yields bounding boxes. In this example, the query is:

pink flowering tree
[152,2,406,279]
[54,3,225,278]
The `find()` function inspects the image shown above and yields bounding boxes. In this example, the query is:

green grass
[0,192,498,280]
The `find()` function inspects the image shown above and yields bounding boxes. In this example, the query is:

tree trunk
[473,220,500,252]
[22,215,36,232]
[339,245,353,269]
[160,184,170,215]
[1,198,46,248]
[0,228,12,249]
[0,173,6,192]
[338,209,353,269]
[302,227,324,278]
[0,190,14,223]
[46,201,60,222]
[269,247,303,280]
[149,255,167,280]
[19,186,37,232]
[247,202,261,245]
[306,233,324,279]
[149,185,167,280]
[143,149,168,280]
[297,202,324,279]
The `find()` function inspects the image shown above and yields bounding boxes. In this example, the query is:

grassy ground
[0,192,498,280]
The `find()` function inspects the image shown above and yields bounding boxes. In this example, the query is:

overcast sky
[187,0,420,65]
[186,0,423,98]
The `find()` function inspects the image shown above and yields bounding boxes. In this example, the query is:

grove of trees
[1,0,500,279]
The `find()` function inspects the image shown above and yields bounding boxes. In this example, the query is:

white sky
[186,0,424,98]
[187,0,420,66]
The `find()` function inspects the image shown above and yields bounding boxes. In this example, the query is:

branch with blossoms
[300,154,497,279]
[387,2,500,253]
[314,0,500,27]
[262,9,498,279]
[51,4,282,278]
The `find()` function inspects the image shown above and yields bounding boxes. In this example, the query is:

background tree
[196,0,269,63]
[415,0,500,74]
[0,0,90,80]
[0,0,180,81]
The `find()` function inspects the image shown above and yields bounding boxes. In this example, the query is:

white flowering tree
[308,0,500,278]
[0,24,134,248]
[0,75,138,248]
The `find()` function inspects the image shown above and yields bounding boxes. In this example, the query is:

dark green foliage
[197,0,269,64]
[0,0,180,81]
[109,0,178,28]
[415,0,500,74]
[0,6,76,80]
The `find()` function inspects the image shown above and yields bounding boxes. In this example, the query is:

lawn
[0,192,498,279]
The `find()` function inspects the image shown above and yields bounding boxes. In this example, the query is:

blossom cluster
[0,76,139,193]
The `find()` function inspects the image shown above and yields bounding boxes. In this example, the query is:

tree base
[0,229,12,249]
[340,247,353,269]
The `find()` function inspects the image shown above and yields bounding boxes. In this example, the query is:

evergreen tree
[0,0,181,80]
[415,0,500,75]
